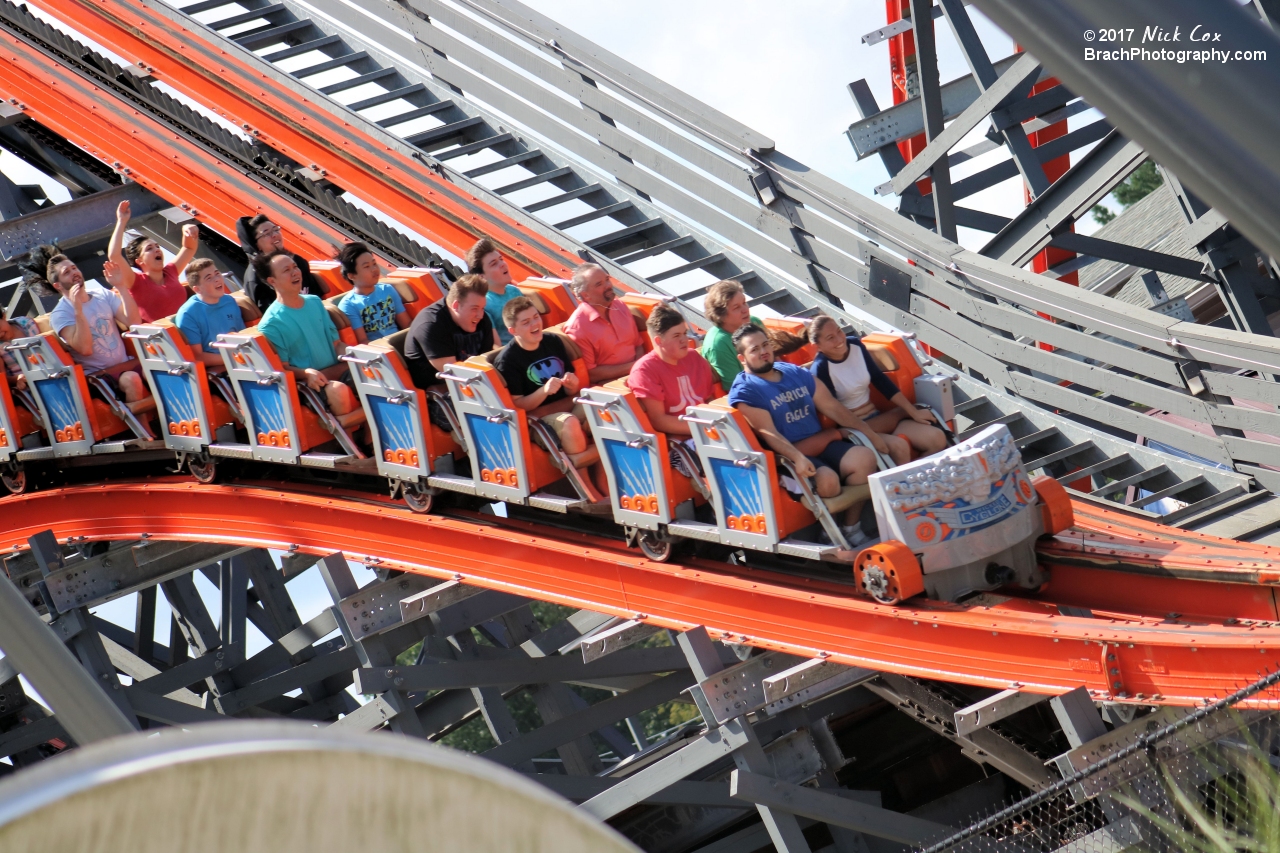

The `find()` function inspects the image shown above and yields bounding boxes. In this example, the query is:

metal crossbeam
[0,565,135,743]
[730,770,952,844]
[888,52,1042,196]
[982,130,1147,265]
[973,0,1280,265]
[910,0,959,241]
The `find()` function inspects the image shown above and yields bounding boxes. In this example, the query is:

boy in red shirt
[627,304,716,475]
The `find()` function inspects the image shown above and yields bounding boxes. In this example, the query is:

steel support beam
[730,770,952,844]
[1046,232,1211,282]
[482,671,695,769]
[982,131,1147,265]
[972,0,1280,265]
[846,52,1037,158]
[0,574,135,744]
[353,646,689,692]
[889,48,1041,196]
[0,181,165,263]
[911,0,958,242]
[865,674,1055,790]
[1162,169,1276,339]
[677,627,813,853]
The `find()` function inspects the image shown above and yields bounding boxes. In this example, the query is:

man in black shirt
[236,215,328,313]
[404,273,499,389]
[493,295,602,500]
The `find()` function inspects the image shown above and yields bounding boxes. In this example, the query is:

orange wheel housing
[1033,475,1074,535]
[854,541,924,605]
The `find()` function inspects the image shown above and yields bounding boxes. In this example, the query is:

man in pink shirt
[562,263,644,382]
[108,200,197,322]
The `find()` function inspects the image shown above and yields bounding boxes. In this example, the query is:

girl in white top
[808,315,946,466]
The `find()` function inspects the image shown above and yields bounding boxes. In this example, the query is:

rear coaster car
[3,333,164,489]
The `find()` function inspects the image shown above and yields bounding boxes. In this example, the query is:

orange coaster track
[26,0,584,282]
[3,479,1280,708]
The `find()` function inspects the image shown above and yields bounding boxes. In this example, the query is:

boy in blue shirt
[174,259,245,368]
[254,251,357,416]
[336,242,409,343]
[472,237,523,345]
[727,324,885,537]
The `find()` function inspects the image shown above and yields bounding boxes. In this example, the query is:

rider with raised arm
[728,324,883,542]
[46,255,150,405]
[808,315,946,464]
[107,200,196,323]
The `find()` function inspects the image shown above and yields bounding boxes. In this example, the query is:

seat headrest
[383,328,410,359]
[324,297,351,330]
[232,291,261,324]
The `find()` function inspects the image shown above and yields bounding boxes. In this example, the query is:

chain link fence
[918,671,1280,853]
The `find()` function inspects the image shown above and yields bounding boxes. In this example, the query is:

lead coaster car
[859,423,1073,604]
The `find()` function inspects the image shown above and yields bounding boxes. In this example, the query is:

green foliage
[1113,160,1164,207]
[1116,728,1280,852]
[1091,161,1162,229]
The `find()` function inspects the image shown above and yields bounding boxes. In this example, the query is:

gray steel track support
[982,131,1147,265]
[1163,169,1275,341]
[0,548,135,744]
[314,552,425,737]
[730,770,952,845]
[1050,686,1108,749]
[865,674,1054,790]
[0,181,164,265]
[676,627,812,853]
[847,53,1040,159]
[972,0,1280,265]
[888,51,1042,197]
[910,0,958,242]
[938,0,1050,197]
[483,671,694,769]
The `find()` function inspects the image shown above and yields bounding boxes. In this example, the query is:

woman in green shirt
[700,280,763,387]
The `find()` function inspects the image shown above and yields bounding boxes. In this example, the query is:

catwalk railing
[918,668,1280,853]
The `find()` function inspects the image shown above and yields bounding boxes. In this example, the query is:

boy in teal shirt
[471,237,523,345]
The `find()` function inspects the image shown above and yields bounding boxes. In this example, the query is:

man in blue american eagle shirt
[727,323,886,541]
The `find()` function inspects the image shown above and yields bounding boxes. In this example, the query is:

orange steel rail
[33,0,587,282]
[3,479,1280,708]
[0,22,350,263]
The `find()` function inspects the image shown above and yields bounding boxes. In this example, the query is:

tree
[1090,159,1163,227]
